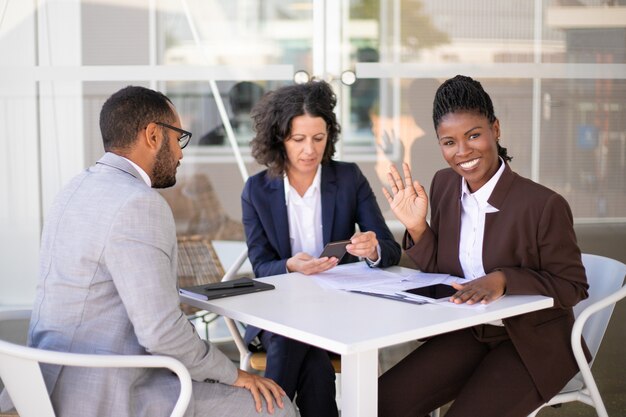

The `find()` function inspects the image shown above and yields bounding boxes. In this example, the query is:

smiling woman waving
[379,75,589,417]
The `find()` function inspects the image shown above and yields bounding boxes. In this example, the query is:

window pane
[541,79,626,218]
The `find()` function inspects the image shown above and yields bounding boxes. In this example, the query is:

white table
[180,266,553,417]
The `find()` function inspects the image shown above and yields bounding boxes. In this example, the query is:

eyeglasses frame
[155,121,192,149]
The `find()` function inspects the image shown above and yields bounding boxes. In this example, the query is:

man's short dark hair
[100,86,174,152]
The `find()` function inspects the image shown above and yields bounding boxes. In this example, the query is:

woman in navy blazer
[241,81,401,417]
[379,75,589,417]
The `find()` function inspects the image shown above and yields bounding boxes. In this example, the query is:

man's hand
[286,252,338,275]
[233,369,287,414]
[450,271,506,305]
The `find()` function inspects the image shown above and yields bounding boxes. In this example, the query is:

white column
[0,1,40,305]
[38,0,84,215]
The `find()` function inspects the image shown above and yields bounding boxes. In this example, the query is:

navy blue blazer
[242,161,400,345]
[241,160,401,280]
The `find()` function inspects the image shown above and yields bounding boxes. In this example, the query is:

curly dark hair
[100,85,175,152]
[433,75,512,162]
[249,80,341,177]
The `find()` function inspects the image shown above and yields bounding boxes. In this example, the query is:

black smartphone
[405,283,457,299]
[319,240,351,261]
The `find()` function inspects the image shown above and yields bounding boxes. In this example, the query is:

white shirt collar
[284,165,322,204]
[121,156,152,187]
[460,157,506,206]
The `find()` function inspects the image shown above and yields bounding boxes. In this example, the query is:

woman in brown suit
[379,75,589,417]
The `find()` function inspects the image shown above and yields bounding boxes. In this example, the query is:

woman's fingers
[402,163,416,195]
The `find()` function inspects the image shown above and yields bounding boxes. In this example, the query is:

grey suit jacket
[11,153,238,417]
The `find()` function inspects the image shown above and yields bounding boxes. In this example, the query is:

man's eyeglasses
[156,122,192,149]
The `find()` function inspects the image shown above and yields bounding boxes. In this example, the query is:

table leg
[340,349,378,417]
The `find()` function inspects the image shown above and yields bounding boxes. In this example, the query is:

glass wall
[1,0,625,304]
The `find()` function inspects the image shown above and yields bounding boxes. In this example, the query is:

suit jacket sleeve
[104,191,238,384]
[241,178,289,277]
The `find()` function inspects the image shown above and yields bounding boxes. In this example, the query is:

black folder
[179,277,275,301]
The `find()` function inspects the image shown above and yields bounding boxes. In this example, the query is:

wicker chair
[176,234,227,339]
[160,174,244,240]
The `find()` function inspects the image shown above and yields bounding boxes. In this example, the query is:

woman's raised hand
[382,163,429,239]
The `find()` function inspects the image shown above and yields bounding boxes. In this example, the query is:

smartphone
[404,283,456,300]
[319,240,351,261]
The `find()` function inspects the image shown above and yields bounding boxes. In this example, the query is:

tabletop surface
[180,266,553,355]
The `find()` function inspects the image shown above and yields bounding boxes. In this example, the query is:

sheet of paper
[312,263,498,308]
[312,263,457,291]
[312,263,401,290]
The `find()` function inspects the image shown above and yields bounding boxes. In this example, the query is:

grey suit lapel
[96,152,144,183]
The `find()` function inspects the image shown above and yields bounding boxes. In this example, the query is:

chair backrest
[0,310,192,417]
[160,174,244,239]
[177,235,226,315]
[577,253,626,360]
[177,235,225,287]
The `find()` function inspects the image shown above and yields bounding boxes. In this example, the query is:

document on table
[313,263,402,290]
[312,263,492,308]
[313,263,459,290]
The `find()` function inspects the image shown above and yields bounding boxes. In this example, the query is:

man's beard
[152,138,178,189]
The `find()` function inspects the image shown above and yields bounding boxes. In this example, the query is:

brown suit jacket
[404,163,590,401]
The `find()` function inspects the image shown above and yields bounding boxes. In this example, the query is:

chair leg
[581,373,609,417]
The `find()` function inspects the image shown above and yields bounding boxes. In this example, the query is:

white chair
[528,253,626,417]
[0,309,192,417]
[429,253,626,417]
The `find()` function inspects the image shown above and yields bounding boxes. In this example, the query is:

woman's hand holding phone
[346,231,379,261]
[286,252,338,275]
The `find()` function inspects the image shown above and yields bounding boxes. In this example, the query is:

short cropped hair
[249,80,341,178]
[433,75,512,162]
[100,86,175,152]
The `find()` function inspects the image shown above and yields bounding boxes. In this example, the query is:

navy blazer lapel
[321,164,337,245]
[267,176,291,258]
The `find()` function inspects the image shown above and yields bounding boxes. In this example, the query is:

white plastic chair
[0,309,192,417]
[528,253,626,417]
[429,253,626,417]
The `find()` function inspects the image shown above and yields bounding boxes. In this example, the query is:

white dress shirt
[284,166,324,258]
[122,156,152,187]
[283,165,381,268]
[459,158,505,323]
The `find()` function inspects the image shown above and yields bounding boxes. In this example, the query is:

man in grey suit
[1,86,294,417]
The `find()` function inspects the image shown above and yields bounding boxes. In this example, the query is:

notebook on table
[179,277,275,301]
